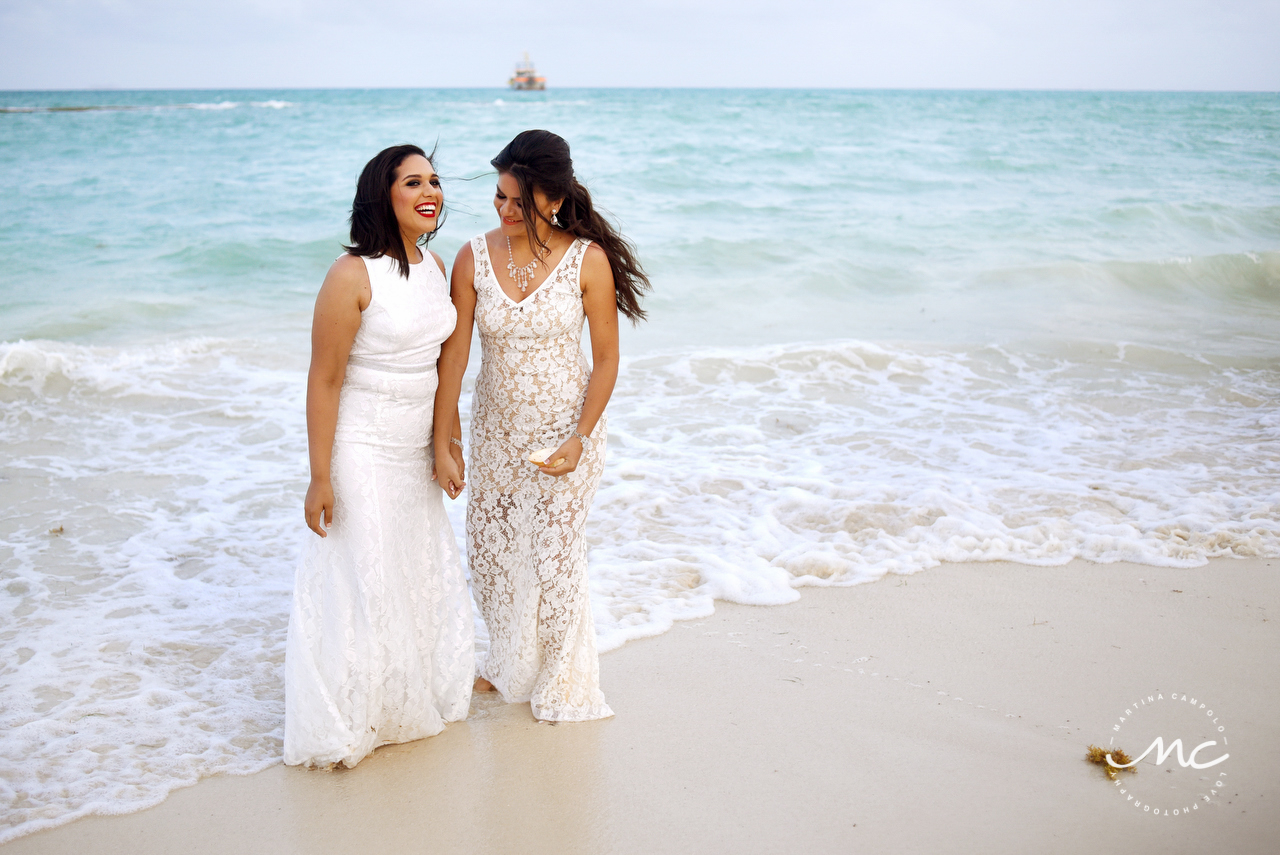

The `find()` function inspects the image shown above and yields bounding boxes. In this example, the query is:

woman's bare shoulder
[580,242,614,286]
[453,241,475,266]
[328,252,368,281]
[429,249,447,277]
[319,253,371,304]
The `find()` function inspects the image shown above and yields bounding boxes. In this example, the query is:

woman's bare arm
[304,254,369,536]
[537,243,619,477]
[433,241,478,499]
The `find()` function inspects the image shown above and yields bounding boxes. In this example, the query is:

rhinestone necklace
[506,235,542,293]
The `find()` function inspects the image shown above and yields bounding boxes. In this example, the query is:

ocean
[1,88,1278,840]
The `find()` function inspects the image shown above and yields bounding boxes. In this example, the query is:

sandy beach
[4,556,1275,854]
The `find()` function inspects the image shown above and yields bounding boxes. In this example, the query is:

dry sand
[4,557,1277,854]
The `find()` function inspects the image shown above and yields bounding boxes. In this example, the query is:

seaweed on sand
[1085,744,1135,780]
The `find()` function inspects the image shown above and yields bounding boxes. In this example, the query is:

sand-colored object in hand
[528,447,567,467]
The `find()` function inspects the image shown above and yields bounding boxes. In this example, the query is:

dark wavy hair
[491,130,649,322]
[344,143,443,279]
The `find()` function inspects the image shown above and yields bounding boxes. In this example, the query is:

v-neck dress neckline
[479,236,580,306]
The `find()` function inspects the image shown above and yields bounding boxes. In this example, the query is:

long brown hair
[491,130,649,322]
[344,143,443,279]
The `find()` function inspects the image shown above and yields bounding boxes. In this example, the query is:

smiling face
[390,154,442,247]
[493,171,560,241]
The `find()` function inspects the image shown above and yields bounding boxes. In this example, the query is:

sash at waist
[347,354,437,374]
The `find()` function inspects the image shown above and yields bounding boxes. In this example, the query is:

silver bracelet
[449,437,463,449]
[572,428,592,450]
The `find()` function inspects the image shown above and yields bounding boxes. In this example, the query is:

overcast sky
[2,0,1278,90]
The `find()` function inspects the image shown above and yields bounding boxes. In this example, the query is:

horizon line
[2,85,1278,95]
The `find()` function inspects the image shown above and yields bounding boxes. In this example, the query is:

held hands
[304,478,335,537]
[433,442,466,500]
[531,436,582,478]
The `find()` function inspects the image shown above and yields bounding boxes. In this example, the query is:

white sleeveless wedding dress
[467,235,613,722]
[284,253,475,768]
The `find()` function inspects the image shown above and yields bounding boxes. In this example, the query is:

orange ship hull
[508,75,546,91]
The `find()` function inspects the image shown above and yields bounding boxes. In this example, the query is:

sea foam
[587,339,1280,648]
[2,335,1277,841]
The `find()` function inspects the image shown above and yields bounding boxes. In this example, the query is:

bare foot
[473,677,496,693]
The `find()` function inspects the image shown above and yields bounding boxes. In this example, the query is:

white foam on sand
[1,335,1277,841]
[585,339,1280,649]
[0,339,301,842]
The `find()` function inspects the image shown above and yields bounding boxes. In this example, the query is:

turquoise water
[3,89,1278,349]
[1,89,1279,840]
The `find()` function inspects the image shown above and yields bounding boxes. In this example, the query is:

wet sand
[5,557,1277,854]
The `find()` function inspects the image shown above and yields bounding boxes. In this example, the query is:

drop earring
[551,208,562,228]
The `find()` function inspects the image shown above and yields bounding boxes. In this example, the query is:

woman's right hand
[304,478,335,537]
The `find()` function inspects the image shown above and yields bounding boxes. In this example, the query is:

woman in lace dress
[433,130,649,721]
[284,145,474,768]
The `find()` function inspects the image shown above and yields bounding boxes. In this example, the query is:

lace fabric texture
[468,235,614,721]
[284,255,475,768]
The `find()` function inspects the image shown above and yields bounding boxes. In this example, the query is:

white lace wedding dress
[467,234,614,721]
[284,254,475,768]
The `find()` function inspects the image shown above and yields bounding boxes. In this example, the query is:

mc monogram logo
[1107,736,1229,771]
[1105,692,1233,817]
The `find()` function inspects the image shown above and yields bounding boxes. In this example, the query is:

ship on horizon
[508,53,546,90]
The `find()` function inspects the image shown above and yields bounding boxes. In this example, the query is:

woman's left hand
[448,442,466,483]
[536,436,582,477]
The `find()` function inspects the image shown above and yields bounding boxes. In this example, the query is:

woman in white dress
[433,130,649,721]
[284,145,474,768]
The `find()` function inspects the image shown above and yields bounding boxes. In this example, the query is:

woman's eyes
[431,178,441,187]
